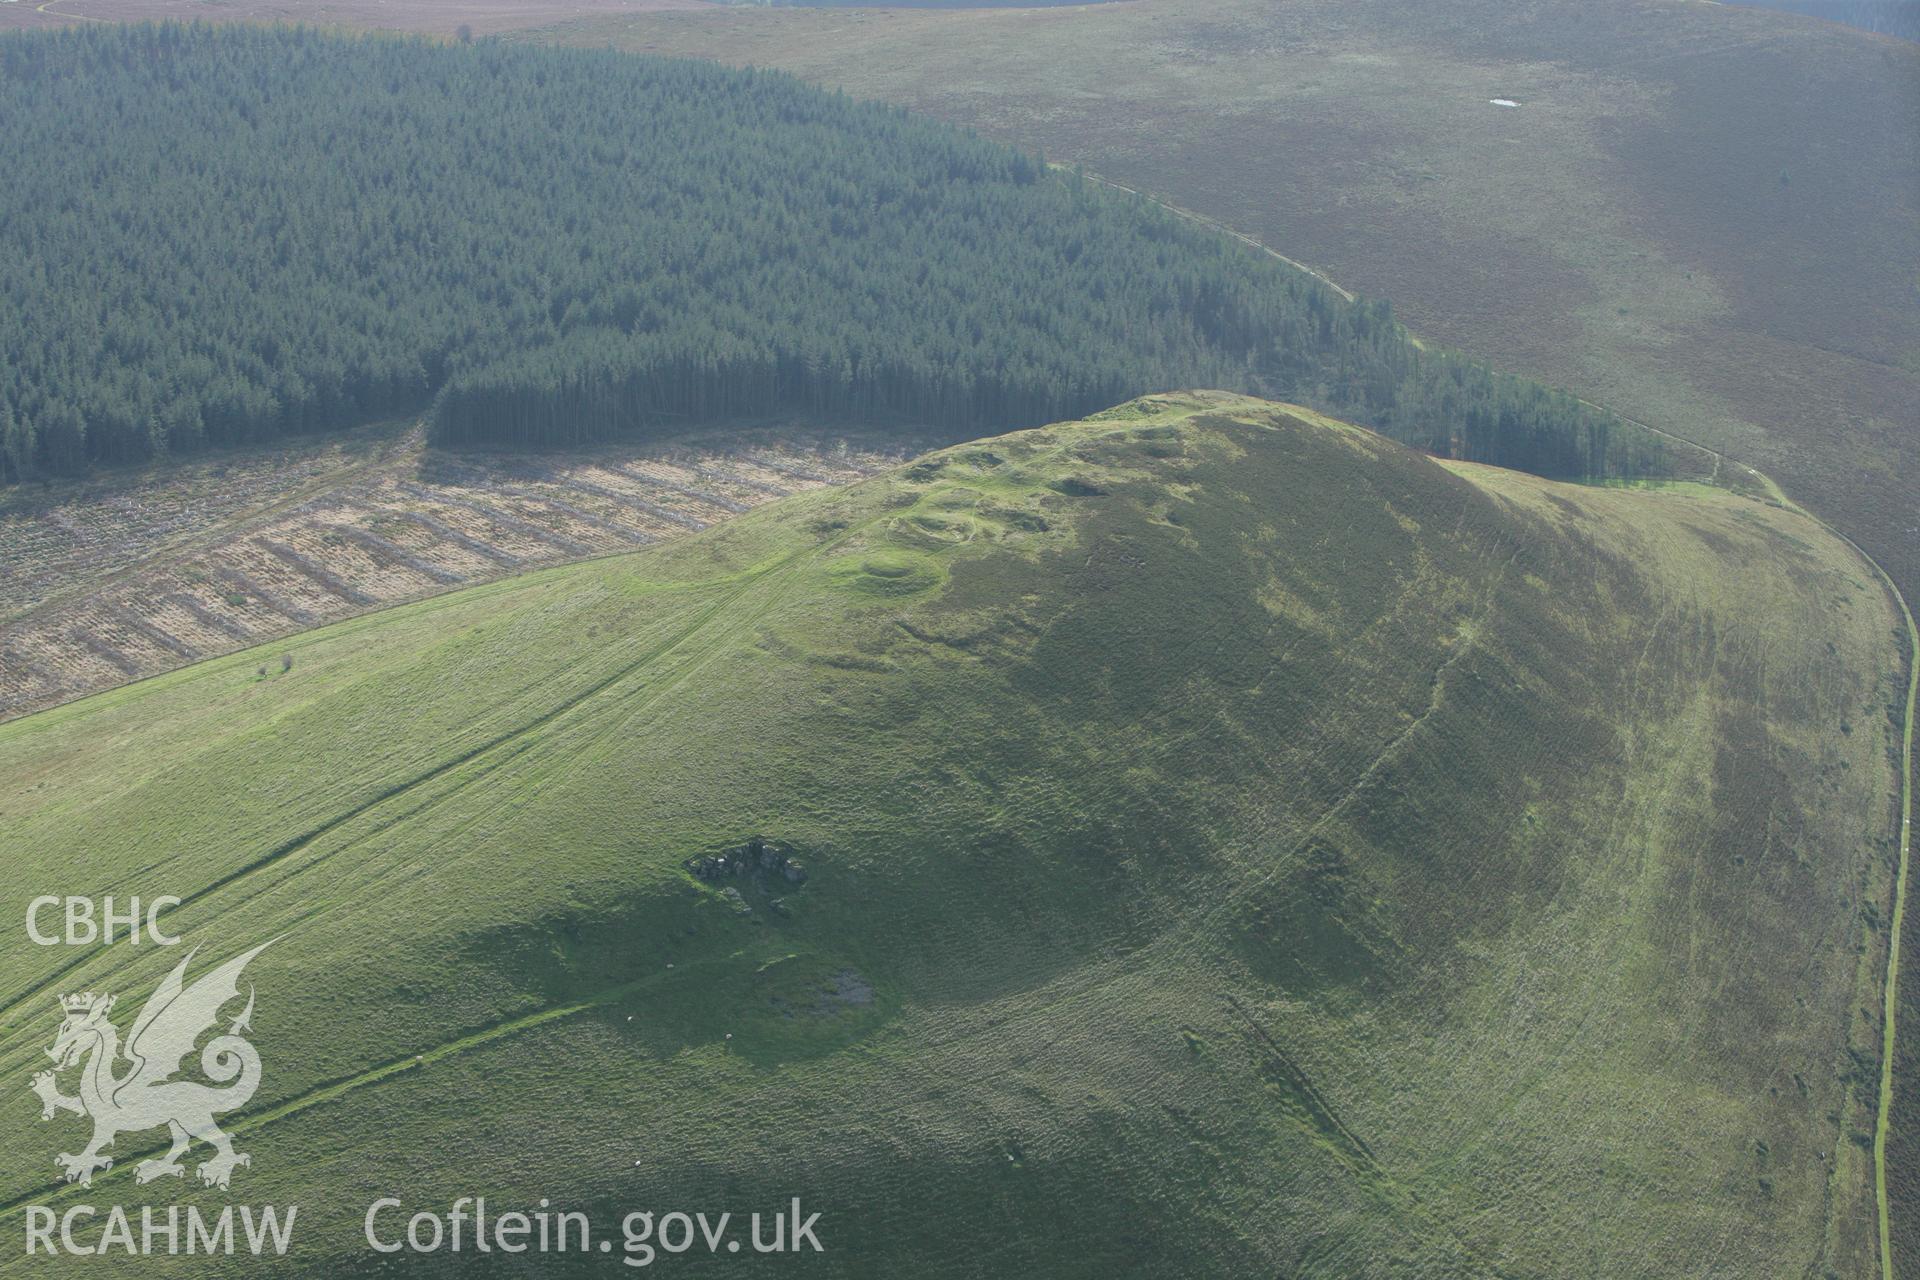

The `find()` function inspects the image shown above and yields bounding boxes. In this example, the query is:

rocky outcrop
[685,835,807,886]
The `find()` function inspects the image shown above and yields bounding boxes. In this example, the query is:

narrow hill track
[1865,542,1916,1280]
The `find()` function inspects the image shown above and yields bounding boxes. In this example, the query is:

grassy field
[0,394,1901,1276]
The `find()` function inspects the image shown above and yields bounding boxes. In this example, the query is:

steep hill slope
[0,394,1902,1276]
[502,8,1920,1241]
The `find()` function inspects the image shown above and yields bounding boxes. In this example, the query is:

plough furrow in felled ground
[607,463,752,514]
[162,591,253,642]
[0,646,65,707]
[494,486,656,544]
[538,471,707,531]
[256,538,376,606]
[693,465,793,498]
[741,452,831,485]
[104,603,199,661]
[319,521,465,586]
[212,566,317,626]
[391,482,594,556]
[383,509,523,569]
[67,628,141,677]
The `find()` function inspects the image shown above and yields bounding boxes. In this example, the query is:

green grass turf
[0,393,1903,1276]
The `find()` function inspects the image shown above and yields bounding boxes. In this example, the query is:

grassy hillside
[503,10,1920,1244]
[0,394,1901,1276]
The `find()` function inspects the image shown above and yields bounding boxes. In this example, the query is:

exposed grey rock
[685,836,808,888]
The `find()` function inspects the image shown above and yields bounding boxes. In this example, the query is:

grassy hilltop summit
[0,394,1902,1276]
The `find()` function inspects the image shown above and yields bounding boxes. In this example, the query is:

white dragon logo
[28,942,272,1191]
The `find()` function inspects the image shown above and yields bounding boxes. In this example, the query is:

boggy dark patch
[1049,476,1108,497]
[458,889,696,1008]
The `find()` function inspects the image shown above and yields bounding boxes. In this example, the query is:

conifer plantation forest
[0,25,1673,483]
